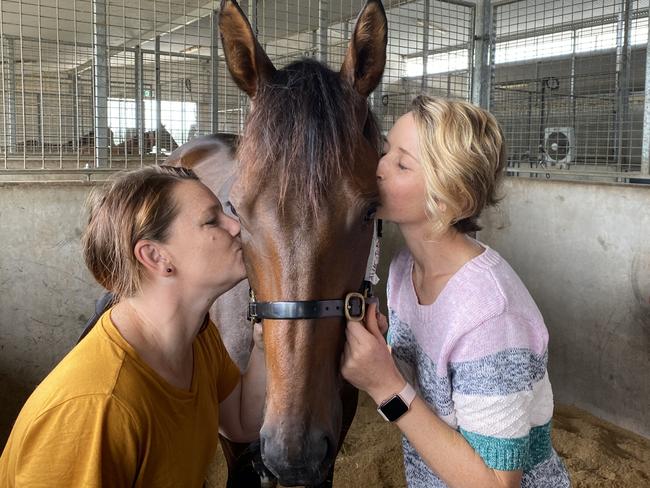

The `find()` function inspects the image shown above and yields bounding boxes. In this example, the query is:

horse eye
[226,201,239,219]
[364,205,377,223]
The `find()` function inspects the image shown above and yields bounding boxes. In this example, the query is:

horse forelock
[237,59,381,216]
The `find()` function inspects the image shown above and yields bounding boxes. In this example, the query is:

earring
[166,267,172,273]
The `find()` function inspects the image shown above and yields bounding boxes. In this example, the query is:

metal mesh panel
[491,0,649,181]
[0,0,218,170]
[213,0,475,134]
[380,0,474,128]
[0,0,474,174]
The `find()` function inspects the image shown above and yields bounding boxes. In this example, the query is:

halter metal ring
[344,292,366,321]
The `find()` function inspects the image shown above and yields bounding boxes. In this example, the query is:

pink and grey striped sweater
[386,242,570,487]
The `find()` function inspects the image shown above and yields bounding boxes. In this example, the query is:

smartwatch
[377,382,416,422]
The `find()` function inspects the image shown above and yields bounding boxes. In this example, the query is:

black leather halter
[247,221,382,324]
[248,287,369,323]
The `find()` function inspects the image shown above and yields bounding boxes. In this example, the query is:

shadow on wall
[0,359,36,446]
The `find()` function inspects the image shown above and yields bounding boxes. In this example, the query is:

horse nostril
[310,430,332,466]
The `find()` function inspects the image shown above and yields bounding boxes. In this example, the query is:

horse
[168,1,387,485]
[12,130,114,155]
[113,127,179,156]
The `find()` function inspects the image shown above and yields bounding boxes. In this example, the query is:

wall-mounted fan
[543,127,574,168]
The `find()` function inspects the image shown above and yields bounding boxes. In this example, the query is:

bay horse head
[220,0,387,485]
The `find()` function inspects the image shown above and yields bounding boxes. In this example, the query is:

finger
[377,313,389,335]
[366,296,379,310]
[363,303,385,342]
[348,320,378,350]
[365,296,382,319]
[345,321,365,347]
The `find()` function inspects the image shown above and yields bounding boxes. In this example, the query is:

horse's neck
[210,279,253,371]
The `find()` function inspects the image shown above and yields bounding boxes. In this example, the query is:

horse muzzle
[259,425,335,486]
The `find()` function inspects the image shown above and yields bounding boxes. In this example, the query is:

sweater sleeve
[13,395,140,487]
[448,312,554,471]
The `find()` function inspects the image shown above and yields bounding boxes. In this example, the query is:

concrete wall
[0,182,103,445]
[478,177,650,438]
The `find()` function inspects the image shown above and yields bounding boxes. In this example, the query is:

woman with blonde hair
[342,96,570,487]
[0,165,265,487]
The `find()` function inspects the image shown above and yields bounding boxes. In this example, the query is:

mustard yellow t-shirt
[0,308,241,487]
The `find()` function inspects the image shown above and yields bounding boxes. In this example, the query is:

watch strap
[398,382,416,408]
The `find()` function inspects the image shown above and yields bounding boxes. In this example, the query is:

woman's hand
[365,296,389,335]
[252,322,264,350]
[341,302,405,404]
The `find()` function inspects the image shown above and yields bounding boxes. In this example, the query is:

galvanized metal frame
[471,0,493,108]
[642,6,650,174]
[92,0,110,168]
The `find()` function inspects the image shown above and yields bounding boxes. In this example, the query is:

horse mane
[238,58,381,215]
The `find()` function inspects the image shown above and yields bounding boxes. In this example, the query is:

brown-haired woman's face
[162,179,246,296]
[376,112,427,225]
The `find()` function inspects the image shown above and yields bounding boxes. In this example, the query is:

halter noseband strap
[247,220,382,324]
[248,291,367,323]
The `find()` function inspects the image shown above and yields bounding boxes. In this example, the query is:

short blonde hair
[411,96,506,234]
[82,165,198,299]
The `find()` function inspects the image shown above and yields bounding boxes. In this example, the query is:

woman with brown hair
[0,165,265,487]
[342,96,570,487]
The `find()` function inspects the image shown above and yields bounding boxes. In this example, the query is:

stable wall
[0,181,102,445]
[479,177,650,438]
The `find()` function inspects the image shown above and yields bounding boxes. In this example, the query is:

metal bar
[135,45,145,157]
[641,6,650,175]
[36,94,42,147]
[37,0,45,163]
[2,37,17,154]
[70,73,78,151]
[92,0,110,168]
[504,166,650,180]
[615,0,632,174]
[251,0,259,37]
[570,30,576,129]
[138,0,143,166]
[0,13,6,165]
[56,0,63,167]
[421,0,430,92]
[74,0,81,168]
[211,9,219,133]
[317,0,329,64]
[483,0,495,110]
[471,0,485,106]
[403,44,474,60]
[155,35,162,157]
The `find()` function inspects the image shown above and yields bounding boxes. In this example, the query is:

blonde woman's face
[376,112,428,225]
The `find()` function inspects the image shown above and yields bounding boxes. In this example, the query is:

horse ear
[219,0,276,98]
[340,0,388,98]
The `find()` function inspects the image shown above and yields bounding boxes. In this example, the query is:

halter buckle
[248,289,261,324]
[344,292,366,321]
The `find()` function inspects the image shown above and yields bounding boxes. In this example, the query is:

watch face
[380,395,409,421]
